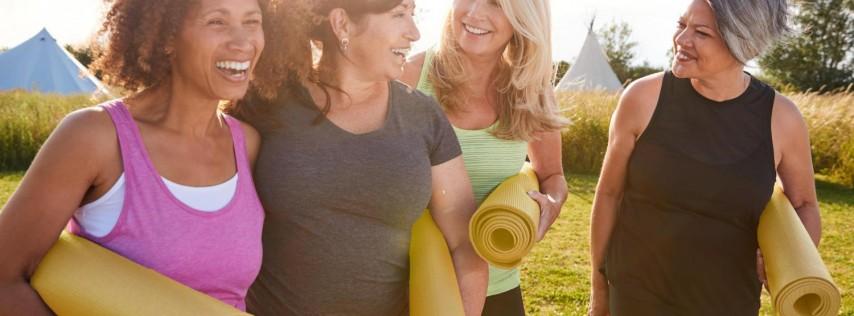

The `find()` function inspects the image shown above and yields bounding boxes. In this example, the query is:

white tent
[0,28,109,95]
[556,30,623,92]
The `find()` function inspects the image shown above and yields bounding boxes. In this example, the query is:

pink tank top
[68,100,264,311]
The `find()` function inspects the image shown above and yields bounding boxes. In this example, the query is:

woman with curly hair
[240,0,487,314]
[400,0,568,314]
[0,0,297,313]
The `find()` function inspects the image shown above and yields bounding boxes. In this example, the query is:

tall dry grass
[0,91,97,170]
[558,90,854,187]
[0,90,852,186]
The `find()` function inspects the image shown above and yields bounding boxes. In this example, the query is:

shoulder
[611,72,666,136]
[56,103,118,147]
[400,51,427,88]
[233,118,261,164]
[771,93,808,140]
[391,80,440,112]
[38,102,119,174]
[621,72,665,105]
[771,93,804,126]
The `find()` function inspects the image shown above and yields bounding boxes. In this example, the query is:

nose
[465,0,486,19]
[227,26,256,53]
[673,27,691,49]
[405,16,421,42]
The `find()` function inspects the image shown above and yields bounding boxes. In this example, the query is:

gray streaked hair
[707,0,791,64]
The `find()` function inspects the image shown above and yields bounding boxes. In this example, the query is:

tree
[553,60,570,86]
[596,21,664,84]
[0,47,7,53]
[597,21,636,84]
[65,44,103,79]
[759,0,854,92]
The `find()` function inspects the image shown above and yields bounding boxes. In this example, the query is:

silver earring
[340,38,350,52]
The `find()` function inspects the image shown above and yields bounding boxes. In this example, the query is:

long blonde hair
[430,0,567,141]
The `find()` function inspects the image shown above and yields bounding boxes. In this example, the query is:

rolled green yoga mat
[30,232,249,316]
[409,211,465,316]
[469,164,540,269]
[758,185,840,316]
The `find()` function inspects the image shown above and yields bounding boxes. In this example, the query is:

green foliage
[596,21,664,85]
[0,91,95,171]
[553,61,571,86]
[597,21,636,85]
[64,44,102,79]
[759,0,854,92]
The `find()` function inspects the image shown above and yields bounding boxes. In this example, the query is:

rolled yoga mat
[758,185,840,316]
[469,164,540,269]
[410,211,465,316]
[30,232,249,316]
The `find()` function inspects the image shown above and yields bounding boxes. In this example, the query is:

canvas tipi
[0,28,109,95]
[556,29,623,92]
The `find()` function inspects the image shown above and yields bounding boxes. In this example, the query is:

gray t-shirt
[246,81,461,315]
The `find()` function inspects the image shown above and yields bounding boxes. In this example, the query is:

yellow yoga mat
[758,185,840,316]
[469,164,540,269]
[30,232,249,316]
[409,211,465,316]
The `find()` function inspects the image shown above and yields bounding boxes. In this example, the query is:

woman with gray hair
[588,0,821,315]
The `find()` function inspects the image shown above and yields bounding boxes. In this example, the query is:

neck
[319,57,388,107]
[460,51,502,97]
[129,79,225,137]
[690,66,749,102]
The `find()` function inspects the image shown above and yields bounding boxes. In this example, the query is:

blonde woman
[402,0,568,314]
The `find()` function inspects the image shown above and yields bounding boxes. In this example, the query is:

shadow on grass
[814,177,854,207]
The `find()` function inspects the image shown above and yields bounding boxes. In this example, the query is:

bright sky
[0,0,690,67]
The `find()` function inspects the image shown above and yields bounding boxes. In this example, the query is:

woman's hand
[529,190,562,241]
[756,249,767,290]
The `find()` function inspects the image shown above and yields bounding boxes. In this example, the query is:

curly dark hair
[91,0,312,101]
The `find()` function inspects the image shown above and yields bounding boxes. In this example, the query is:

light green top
[417,49,529,296]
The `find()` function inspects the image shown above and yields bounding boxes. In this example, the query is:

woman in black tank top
[589,1,822,315]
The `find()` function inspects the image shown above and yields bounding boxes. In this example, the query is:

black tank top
[604,71,776,315]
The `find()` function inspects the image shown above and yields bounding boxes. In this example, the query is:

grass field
[1,171,851,315]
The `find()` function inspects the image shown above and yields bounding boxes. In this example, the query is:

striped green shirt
[417,49,529,296]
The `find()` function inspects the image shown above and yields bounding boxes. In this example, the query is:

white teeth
[464,24,489,35]
[216,60,250,71]
[391,48,410,56]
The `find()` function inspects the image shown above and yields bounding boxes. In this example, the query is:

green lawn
[519,174,853,315]
[1,172,851,315]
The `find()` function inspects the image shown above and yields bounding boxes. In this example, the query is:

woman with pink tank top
[0,0,305,313]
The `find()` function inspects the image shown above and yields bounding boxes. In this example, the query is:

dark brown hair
[307,0,403,118]
[91,0,309,102]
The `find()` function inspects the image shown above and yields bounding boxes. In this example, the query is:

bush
[0,91,95,170]
[557,91,618,174]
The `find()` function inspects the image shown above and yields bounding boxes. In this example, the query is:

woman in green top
[401,0,567,314]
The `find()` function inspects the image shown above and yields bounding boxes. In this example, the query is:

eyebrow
[201,8,262,17]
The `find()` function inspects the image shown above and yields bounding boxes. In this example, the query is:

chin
[670,64,694,79]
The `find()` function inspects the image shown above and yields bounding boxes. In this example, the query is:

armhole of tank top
[766,87,779,172]
[634,72,671,144]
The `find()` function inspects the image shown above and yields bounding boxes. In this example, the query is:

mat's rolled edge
[31,232,250,316]
[410,211,465,316]
[758,185,841,316]
[469,164,541,269]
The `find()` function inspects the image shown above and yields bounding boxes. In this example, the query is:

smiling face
[451,0,514,59]
[171,0,264,101]
[671,0,740,79]
[345,0,420,81]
